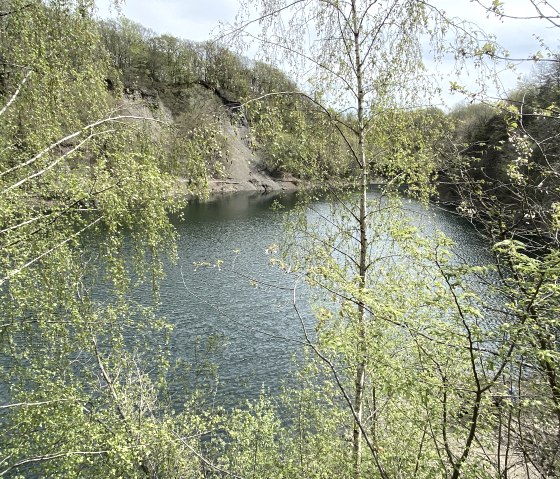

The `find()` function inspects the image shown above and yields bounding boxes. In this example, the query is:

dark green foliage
[445,61,560,246]
[97,17,355,180]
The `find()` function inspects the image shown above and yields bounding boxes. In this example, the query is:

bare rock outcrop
[210,119,298,194]
[119,84,298,195]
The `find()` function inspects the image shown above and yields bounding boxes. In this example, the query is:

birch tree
[223,1,529,478]
[0,1,210,476]
[228,1,457,477]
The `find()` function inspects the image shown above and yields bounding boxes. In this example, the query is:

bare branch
[0,215,104,286]
[0,115,164,179]
[0,70,32,117]
[0,399,76,410]
[471,0,560,28]
[0,3,33,18]
[1,451,108,477]
[215,0,308,44]
[2,130,114,195]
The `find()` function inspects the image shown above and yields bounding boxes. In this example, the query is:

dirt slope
[120,85,298,195]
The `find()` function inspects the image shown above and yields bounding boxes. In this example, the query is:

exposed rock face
[120,85,298,195]
[211,119,298,194]
[120,87,173,124]
[124,87,163,110]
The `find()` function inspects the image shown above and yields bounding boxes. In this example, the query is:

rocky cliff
[120,84,299,196]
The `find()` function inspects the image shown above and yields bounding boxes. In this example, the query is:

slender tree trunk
[353,145,368,478]
[351,1,369,477]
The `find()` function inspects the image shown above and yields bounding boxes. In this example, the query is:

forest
[1,0,560,477]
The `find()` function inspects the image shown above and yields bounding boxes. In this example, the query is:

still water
[157,190,490,408]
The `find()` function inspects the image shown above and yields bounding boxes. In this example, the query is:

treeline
[97,18,355,179]
[98,18,299,100]
[97,16,560,199]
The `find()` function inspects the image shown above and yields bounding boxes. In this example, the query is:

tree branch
[0,70,32,117]
[0,115,164,179]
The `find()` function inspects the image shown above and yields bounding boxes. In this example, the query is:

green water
[156,190,490,408]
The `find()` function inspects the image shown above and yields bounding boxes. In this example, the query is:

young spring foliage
[0,1,212,476]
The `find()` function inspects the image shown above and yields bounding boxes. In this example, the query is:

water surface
[158,190,491,408]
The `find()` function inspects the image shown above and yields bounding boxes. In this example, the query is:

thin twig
[0,215,104,286]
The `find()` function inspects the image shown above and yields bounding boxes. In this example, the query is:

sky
[96,0,238,41]
[95,0,560,107]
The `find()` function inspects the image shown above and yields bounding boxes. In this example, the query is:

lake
[154,189,491,409]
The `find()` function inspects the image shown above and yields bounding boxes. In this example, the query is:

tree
[0,1,210,476]
[98,18,154,85]
[420,1,560,474]
[225,1,510,477]
[445,66,560,477]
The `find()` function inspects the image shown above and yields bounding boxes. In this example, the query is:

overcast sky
[95,0,559,106]
[96,0,238,41]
